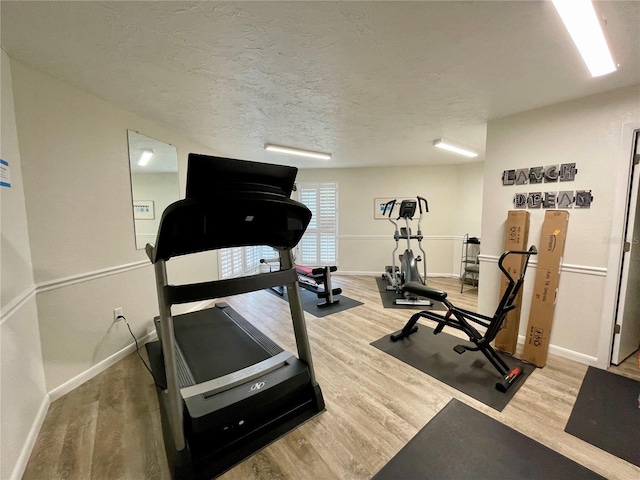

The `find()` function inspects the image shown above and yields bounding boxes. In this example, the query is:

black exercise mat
[565,366,640,466]
[375,276,442,310]
[266,286,363,318]
[373,398,604,480]
[371,325,535,411]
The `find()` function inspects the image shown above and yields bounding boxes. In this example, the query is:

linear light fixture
[138,149,154,166]
[432,139,478,158]
[265,144,332,160]
[552,0,617,77]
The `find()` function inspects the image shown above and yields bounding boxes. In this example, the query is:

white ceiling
[2,1,639,169]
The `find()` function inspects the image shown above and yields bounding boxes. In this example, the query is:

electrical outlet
[113,307,123,322]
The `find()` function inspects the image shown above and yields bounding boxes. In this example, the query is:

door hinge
[614,324,621,334]
[623,241,631,253]
[634,153,640,165]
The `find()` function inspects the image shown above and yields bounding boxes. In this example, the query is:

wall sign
[503,163,593,209]
[503,163,578,186]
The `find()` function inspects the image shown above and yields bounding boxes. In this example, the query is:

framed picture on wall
[374,197,413,219]
[133,200,155,220]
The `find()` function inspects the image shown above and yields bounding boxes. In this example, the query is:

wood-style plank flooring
[22,276,640,479]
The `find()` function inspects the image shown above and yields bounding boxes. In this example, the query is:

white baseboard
[49,330,158,402]
[336,271,458,278]
[47,300,210,402]
[10,394,50,480]
[517,335,598,366]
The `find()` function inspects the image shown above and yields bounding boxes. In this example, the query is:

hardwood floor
[22,276,640,479]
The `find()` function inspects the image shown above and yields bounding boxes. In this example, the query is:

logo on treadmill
[250,381,266,391]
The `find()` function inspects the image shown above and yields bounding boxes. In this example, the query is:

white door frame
[598,121,640,369]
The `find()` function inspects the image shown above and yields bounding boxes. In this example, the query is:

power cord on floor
[118,314,167,390]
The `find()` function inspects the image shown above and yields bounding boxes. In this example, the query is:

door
[612,131,640,364]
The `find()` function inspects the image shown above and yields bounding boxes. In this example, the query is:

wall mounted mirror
[127,130,180,249]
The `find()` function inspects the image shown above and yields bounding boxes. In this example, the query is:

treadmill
[145,154,325,480]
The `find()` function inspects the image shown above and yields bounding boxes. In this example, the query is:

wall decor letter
[559,163,578,182]
[544,165,559,182]
[527,192,542,208]
[542,192,557,208]
[515,168,529,185]
[514,193,527,209]
[557,191,574,208]
[529,167,544,184]
[502,170,516,186]
[575,190,593,208]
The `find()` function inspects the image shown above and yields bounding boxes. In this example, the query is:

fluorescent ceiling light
[432,139,478,158]
[552,0,617,77]
[138,149,154,166]
[265,144,331,160]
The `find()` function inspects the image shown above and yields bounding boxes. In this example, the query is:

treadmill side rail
[180,351,295,399]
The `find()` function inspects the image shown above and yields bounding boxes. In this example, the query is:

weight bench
[296,265,342,308]
[390,246,537,377]
[260,259,343,308]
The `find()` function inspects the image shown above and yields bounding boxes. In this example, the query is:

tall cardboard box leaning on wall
[494,210,531,354]
[522,210,570,367]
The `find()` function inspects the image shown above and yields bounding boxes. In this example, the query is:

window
[219,245,278,280]
[218,182,338,278]
[297,182,338,266]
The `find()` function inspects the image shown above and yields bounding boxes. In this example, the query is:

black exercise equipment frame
[390,246,537,376]
[146,154,325,480]
[297,265,342,308]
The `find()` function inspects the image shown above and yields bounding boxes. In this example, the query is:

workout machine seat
[296,265,342,307]
[401,281,448,303]
[390,246,537,377]
[146,155,325,480]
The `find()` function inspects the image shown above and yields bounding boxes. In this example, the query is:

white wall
[0,50,48,480]
[10,58,220,397]
[297,162,484,277]
[479,84,640,366]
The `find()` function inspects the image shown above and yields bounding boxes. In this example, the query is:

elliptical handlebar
[383,199,396,217]
[417,196,429,214]
[383,199,399,229]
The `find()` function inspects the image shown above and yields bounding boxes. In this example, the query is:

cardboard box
[522,210,570,366]
[536,210,570,271]
[493,210,530,354]
[522,269,560,367]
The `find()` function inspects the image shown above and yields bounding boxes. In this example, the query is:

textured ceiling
[2,1,639,169]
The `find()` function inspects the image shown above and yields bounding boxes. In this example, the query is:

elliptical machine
[382,197,432,306]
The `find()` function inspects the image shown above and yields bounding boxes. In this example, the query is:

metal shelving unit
[460,234,481,293]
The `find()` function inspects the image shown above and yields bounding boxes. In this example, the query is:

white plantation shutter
[296,182,338,265]
[218,183,338,278]
[300,188,317,230]
[299,236,318,265]
[231,247,243,277]
[219,246,261,279]
[244,245,259,272]
[219,248,234,279]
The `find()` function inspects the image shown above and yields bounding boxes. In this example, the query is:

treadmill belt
[174,306,274,383]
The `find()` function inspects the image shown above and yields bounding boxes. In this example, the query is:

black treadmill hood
[151,195,311,262]
[148,154,313,262]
